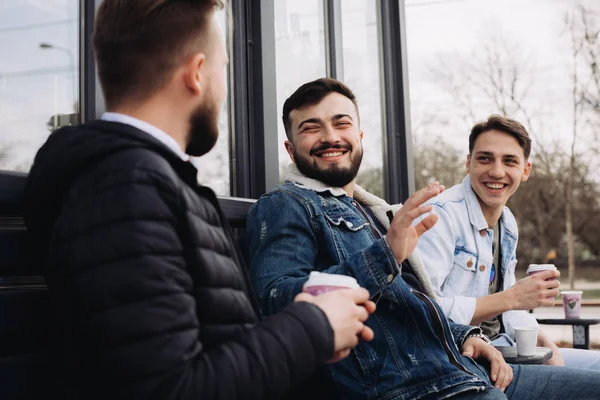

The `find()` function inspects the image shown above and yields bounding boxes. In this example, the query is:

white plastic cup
[561,290,583,319]
[514,326,539,357]
[303,271,359,296]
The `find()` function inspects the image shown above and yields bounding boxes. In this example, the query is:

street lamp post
[39,42,77,113]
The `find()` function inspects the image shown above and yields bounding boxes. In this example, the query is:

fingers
[338,287,371,304]
[413,213,439,237]
[359,325,375,342]
[538,270,560,280]
[363,300,377,314]
[486,347,512,392]
[402,182,445,210]
[461,343,475,358]
[495,360,513,392]
[326,349,351,364]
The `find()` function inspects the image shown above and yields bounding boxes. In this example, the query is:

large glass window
[0,0,79,172]
[275,0,327,178]
[406,0,600,303]
[195,9,231,195]
[341,0,385,198]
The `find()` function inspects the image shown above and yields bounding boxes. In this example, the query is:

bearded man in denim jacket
[416,115,600,370]
[245,78,600,400]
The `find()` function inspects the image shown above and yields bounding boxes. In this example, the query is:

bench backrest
[0,170,255,399]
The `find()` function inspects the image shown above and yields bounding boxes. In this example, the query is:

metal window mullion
[81,0,105,122]
[230,0,277,198]
[377,0,414,204]
[324,0,344,80]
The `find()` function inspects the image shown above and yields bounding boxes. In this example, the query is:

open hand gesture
[386,182,444,264]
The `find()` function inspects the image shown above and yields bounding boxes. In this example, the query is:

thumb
[462,344,474,357]
[294,292,315,303]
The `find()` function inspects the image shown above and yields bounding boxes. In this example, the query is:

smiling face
[467,129,532,225]
[285,92,364,191]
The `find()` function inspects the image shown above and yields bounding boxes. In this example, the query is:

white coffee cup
[303,271,359,296]
[514,326,539,357]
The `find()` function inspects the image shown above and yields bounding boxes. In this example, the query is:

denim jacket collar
[462,175,517,236]
[284,163,437,299]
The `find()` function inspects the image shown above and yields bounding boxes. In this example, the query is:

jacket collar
[462,175,517,236]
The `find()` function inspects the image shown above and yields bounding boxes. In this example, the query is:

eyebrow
[297,118,322,130]
[475,151,520,159]
[297,114,353,130]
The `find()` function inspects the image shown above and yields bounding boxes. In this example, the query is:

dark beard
[185,103,219,157]
[293,143,363,188]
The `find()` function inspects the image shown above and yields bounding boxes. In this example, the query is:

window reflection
[341,0,385,198]
[0,0,79,172]
[275,0,327,177]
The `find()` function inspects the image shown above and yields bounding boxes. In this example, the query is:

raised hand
[386,182,445,264]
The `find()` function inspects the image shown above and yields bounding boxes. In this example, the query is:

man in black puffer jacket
[23,1,375,399]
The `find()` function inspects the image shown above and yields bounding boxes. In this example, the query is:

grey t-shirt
[480,224,502,340]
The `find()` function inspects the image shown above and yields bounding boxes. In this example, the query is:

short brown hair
[469,115,532,159]
[93,0,224,109]
[282,78,359,140]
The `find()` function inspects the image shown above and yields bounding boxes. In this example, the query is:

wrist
[500,288,516,311]
[465,332,493,346]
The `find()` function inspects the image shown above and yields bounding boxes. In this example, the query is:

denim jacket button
[387,274,394,283]
[479,265,486,272]
[479,230,487,237]
[467,260,473,268]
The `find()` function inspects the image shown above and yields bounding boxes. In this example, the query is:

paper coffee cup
[304,271,359,296]
[514,326,539,356]
[527,264,558,301]
[561,290,583,319]
[527,264,557,278]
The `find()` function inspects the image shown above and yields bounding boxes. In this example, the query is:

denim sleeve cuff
[363,237,402,291]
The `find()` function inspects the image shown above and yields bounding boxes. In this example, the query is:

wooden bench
[0,170,255,399]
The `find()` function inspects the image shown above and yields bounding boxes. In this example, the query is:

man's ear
[466,153,472,174]
[522,160,532,182]
[183,53,206,96]
[284,140,295,162]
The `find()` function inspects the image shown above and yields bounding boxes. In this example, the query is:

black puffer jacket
[24,120,333,399]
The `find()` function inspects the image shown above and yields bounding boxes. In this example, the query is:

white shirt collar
[101,112,194,165]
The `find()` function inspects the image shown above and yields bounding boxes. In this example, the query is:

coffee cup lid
[305,271,359,289]
[561,290,583,295]
[527,264,557,273]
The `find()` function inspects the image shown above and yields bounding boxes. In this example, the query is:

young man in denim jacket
[416,115,600,370]
[245,78,600,399]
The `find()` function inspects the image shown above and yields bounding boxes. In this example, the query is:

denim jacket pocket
[324,212,370,232]
[445,251,477,296]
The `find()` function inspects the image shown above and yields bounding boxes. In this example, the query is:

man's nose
[320,125,341,143]
[489,161,505,178]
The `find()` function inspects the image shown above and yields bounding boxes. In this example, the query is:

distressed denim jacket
[417,175,538,339]
[245,165,493,400]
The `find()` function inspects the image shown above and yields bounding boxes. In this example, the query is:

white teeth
[321,152,343,158]
[486,183,504,189]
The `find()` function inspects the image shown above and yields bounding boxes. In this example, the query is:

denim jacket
[245,165,492,400]
[416,175,538,339]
